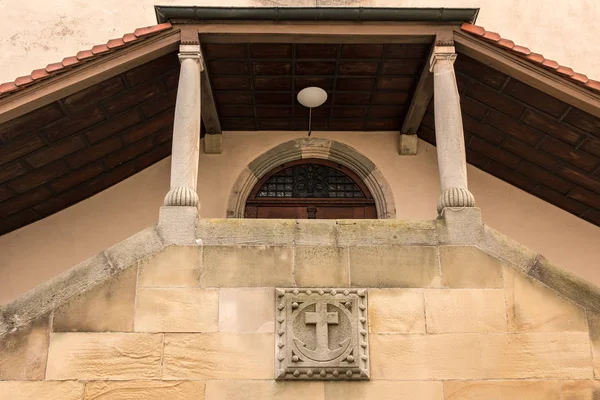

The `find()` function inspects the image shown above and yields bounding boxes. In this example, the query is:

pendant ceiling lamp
[297,87,327,136]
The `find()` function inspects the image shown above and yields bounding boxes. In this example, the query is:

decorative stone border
[226,137,397,219]
[275,288,370,381]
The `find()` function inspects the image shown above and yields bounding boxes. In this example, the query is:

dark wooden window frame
[245,158,377,218]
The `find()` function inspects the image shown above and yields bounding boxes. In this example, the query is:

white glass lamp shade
[297,87,327,108]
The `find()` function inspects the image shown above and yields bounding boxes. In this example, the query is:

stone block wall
[1,219,600,399]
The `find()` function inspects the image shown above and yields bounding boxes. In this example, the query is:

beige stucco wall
[0,132,598,304]
[0,0,599,83]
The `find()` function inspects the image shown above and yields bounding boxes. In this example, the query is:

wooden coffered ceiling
[203,42,429,131]
[0,11,599,235]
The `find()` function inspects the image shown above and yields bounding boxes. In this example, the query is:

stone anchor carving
[294,302,350,361]
[275,288,370,380]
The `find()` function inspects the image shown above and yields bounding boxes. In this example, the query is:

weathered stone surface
[204,133,222,154]
[294,220,338,246]
[197,219,295,245]
[205,380,324,400]
[0,316,49,380]
[0,252,112,336]
[325,381,443,400]
[202,245,293,287]
[158,207,198,245]
[46,332,162,380]
[437,207,483,245]
[275,288,369,380]
[425,289,507,333]
[218,288,274,333]
[330,140,376,172]
[561,380,600,400]
[163,333,274,379]
[53,267,136,332]
[370,333,483,379]
[105,227,163,270]
[84,380,205,399]
[440,246,504,288]
[338,220,437,246]
[399,133,418,155]
[0,381,84,400]
[478,226,537,273]
[135,288,218,332]
[586,313,600,378]
[294,246,349,287]
[528,257,600,314]
[504,266,587,332]
[366,168,397,219]
[138,246,201,287]
[444,380,561,400]
[226,167,257,218]
[481,332,593,379]
[349,246,439,287]
[368,289,425,333]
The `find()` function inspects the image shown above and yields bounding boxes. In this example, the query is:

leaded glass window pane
[256,164,365,198]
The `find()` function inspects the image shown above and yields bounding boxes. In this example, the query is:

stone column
[164,44,203,207]
[430,45,475,214]
[159,45,202,245]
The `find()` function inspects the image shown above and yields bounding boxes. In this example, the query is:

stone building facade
[2,217,600,399]
[1,6,599,399]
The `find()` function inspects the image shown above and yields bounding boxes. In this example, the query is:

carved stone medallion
[275,288,369,380]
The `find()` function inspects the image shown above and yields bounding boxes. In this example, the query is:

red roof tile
[107,39,126,49]
[30,68,50,81]
[133,23,172,38]
[45,62,64,73]
[61,56,81,68]
[14,76,33,87]
[91,44,110,55]
[0,22,173,99]
[0,82,18,94]
[461,23,599,94]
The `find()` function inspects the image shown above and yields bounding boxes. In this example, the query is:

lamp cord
[308,107,312,137]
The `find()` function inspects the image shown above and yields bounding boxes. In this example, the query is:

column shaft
[164,45,202,207]
[430,46,475,213]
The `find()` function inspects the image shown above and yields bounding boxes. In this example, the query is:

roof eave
[155,6,480,25]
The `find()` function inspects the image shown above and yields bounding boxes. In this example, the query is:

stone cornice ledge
[0,227,165,336]
[479,225,600,314]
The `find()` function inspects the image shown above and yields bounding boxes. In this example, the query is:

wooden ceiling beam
[200,33,432,44]
[182,27,222,152]
[454,30,600,118]
[192,22,447,44]
[400,30,453,136]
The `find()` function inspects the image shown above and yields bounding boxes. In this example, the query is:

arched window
[245,159,377,219]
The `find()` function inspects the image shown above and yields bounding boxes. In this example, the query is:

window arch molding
[226,137,396,219]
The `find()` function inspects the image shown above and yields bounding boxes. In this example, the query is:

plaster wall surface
[0,132,598,304]
[0,1,599,83]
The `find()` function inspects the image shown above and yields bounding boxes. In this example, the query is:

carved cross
[305,302,338,355]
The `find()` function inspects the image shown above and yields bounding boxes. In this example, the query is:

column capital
[178,44,204,70]
[429,45,457,72]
